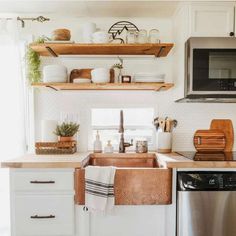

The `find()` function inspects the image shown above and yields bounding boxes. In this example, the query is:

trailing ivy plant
[26,36,49,84]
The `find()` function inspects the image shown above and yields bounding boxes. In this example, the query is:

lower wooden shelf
[32,82,174,91]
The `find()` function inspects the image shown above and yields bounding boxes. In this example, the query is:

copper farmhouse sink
[75,153,172,205]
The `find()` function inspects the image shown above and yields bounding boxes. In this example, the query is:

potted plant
[54,122,80,142]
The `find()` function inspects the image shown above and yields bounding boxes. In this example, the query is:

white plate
[44,40,75,44]
[73,78,91,84]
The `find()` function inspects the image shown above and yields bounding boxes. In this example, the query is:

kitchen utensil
[210,119,234,152]
[156,132,172,153]
[193,129,226,152]
[148,29,160,43]
[91,68,110,83]
[136,140,148,153]
[158,118,166,132]
[51,29,71,41]
[69,68,115,83]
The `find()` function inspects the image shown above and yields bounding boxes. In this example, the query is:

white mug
[91,68,110,83]
[156,132,172,153]
[92,31,109,43]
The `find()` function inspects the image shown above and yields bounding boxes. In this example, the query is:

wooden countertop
[2,152,236,169]
[0,153,90,168]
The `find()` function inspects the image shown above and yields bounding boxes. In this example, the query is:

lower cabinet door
[13,194,74,236]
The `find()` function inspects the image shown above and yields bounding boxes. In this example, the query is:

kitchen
[1,1,236,236]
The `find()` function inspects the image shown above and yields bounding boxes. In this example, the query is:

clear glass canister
[126,30,138,44]
[148,29,160,43]
[137,29,148,44]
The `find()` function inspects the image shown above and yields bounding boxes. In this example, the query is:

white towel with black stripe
[85,166,116,213]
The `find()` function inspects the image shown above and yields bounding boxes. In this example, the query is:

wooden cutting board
[210,119,234,152]
[193,129,226,152]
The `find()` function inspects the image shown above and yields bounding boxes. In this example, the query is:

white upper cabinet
[190,4,235,37]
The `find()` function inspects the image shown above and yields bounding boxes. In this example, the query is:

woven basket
[35,141,77,155]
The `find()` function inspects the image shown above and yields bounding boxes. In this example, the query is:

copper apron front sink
[75,153,172,205]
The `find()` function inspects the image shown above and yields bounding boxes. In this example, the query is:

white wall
[26,15,236,152]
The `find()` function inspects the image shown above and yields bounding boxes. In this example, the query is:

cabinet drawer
[11,169,74,192]
[14,195,74,236]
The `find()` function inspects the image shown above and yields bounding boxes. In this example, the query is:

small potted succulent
[54,122,80,142]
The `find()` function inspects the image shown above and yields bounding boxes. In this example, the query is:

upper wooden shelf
[30,43,174,57]
[32,82,174,91]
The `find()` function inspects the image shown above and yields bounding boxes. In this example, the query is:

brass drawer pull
[30,214,55,219]
[30,180,55,184]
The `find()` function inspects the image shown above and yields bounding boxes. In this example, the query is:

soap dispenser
[93,131,102,153]
[104,140,114,153]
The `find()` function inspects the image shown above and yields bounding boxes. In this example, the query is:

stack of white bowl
[134,73,165,83]
[91,68,110,83]
[43,65,68,83]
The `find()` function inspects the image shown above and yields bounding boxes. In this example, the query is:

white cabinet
[190,4,235,37]
[10,169,75,236]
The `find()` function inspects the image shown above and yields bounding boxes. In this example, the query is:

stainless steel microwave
[178,37,236,103]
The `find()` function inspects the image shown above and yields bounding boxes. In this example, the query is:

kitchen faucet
[119,110,133,153]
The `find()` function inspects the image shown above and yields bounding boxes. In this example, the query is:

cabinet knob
[229,32,235,37]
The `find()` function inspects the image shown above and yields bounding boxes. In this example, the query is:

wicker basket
[35,141,77,155]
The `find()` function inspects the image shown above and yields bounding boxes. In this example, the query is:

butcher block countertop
[1,152,236,169]
[0,153,90,168]
[157,152,236,168]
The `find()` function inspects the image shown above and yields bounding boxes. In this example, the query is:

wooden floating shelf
[30,43,174,57]
[32,82,174,91]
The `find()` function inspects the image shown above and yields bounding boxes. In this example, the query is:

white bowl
[44,65,67,75]
[43,75,68,83]
[91,68,110,83]
[43,65,68,82]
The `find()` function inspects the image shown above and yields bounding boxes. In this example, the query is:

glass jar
[126,30,138,44]
[137,29,147,44]
[148,29,160,43]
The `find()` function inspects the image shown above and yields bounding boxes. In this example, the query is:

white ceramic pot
[82,22,96,43]
[43,65,68,83]
[156,132,172,153]
[91,68,110,83]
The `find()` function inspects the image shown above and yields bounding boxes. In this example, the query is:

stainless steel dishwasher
[177,171,236,236]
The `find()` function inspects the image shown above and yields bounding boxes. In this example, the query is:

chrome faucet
[119,110,133,153]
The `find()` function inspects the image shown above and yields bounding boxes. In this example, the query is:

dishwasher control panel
[177,171,236,191]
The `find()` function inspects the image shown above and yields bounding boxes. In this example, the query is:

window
[90,108,155,151]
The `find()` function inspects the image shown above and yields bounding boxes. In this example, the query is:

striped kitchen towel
[85,166,116,213]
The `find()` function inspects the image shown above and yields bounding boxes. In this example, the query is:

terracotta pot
[59,136,74,142]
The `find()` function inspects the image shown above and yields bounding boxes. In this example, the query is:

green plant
[54,122,80,137]
[26,36,49,84]
[112,56,123,70]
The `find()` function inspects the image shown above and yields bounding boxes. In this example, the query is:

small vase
[118,70,122,83]
[59,136,74,142]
